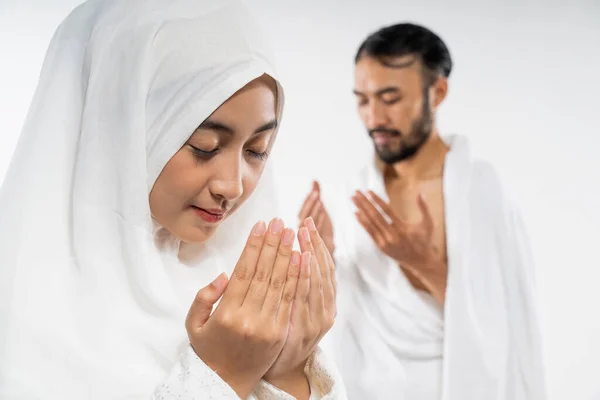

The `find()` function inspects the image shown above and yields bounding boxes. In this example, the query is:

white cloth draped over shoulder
[321,135,546,400]
[0,0,343,399]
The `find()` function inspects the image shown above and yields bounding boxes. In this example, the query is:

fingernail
[252,220,266,236]
[211,273,228,290]
[270,218,283,235]
[291,252,300,265]
[300,227,311,242]
[305,217,316,232]
[282,228,295,246]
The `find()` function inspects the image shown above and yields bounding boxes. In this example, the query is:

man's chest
[386,180,447,291]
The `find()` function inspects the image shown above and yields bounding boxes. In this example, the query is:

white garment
[320,135,546,400]
[153,346,341,400]
[0,1,344,399]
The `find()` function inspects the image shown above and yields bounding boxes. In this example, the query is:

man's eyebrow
[353,87,401,97]
[375,87,400,96]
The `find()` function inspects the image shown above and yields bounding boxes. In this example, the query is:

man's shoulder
[465,155,521,220]
[446,135,516,206]
[470,158,503,193]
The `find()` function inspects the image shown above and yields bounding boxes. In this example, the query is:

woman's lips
[192,206,226,223]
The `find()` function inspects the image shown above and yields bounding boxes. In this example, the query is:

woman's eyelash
[190,145,268,161]
[248,150,269,160]
[190,145,217,159]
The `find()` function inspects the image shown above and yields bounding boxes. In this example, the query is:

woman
[0,0,344,399]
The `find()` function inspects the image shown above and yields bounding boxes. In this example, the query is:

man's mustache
[369,128,401,137]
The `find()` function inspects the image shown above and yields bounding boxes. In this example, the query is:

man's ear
[431,77,448,111]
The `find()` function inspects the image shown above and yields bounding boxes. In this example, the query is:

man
[299,23,546,399]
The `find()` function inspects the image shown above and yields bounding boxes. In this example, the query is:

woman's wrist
[264,365,310,400]
[205,361,261,399]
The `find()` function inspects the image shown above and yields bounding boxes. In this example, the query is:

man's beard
[369,91,433,164]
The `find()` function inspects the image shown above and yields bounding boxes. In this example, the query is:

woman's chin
[171,222,219,244]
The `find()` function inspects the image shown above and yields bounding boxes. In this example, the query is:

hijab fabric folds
[0,0,285,398]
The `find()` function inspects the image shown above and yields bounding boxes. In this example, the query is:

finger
[312,180,321,193]
[352,191,391,232]
[330,254,337,300]
[355,210,382,242]
[417,193,434,233]
[316,209,325,230]
[186,273,228,333]
[353,193,386,240]
[295,251,312,326]
[262,227,295,313]
[298,188,319,221]
[304,217,335,314]
[310,201,324,227]
[242,218,285,309]
[367,191,398,225]
[298,226,324,321]
[220,220,267,306]
[276,251,302,325]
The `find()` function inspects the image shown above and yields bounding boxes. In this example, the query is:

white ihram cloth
[321,135,546,399]
[0,1,344,399]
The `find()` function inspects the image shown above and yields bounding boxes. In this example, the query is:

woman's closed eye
[190,144,218,161]
[247,148,269,160]
[189,144,269,162]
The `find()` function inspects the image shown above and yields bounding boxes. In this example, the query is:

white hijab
[0,0,284,398]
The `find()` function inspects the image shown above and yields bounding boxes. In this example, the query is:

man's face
[354,55,433,164]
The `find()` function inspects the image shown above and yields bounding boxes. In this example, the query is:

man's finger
[220,220,266,306]
[313,180,321,194]
[353,192,390,234]
[298,189,319,221]
[367,191,401,225]
[316,210,326,230]
[355,210,383,244]
[311,201,324,227]
[186,273,228,333]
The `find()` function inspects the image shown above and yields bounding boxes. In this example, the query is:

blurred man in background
[299,23,546,399]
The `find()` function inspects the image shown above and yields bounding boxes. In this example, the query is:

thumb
[186,273,228,331]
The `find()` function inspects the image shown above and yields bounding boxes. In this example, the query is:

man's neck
[376,131,449,184]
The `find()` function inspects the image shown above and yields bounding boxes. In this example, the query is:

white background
[1,1,599,398]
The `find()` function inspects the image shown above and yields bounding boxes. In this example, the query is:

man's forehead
[354,55,422,92]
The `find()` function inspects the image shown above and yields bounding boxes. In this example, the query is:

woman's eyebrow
[197,119,234,135]
[197,118,278,136]
[254,119,278,134]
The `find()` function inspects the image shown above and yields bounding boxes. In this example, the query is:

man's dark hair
[355,23,452,87]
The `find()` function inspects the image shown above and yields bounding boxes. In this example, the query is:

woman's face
[150,75,279,243]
